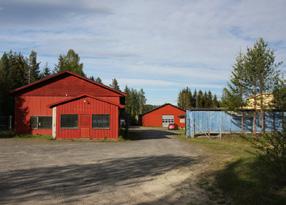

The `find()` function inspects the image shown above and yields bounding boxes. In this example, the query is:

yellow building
[244,93,274,110]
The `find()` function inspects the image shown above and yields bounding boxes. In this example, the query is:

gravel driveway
[0,127,225,205]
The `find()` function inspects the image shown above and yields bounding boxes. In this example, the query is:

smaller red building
[142,103,186,128]
[49,94,124,139]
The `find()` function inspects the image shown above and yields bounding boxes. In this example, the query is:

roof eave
[11,71,126,97]
[142,103,185,116]
[49,94,124,108]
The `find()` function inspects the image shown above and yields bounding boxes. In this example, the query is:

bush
[250,131,286,185]
[0,130,16,138]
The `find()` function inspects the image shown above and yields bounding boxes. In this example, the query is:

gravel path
[0,127,228,205]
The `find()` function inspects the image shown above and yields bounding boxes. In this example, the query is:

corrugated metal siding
[142,104,185,128]
[56,96,119,139]
[186,110,285,137]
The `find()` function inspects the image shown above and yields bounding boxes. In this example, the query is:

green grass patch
[178,134,255,158]
[179,134,286,205]
[0,130,16,138]
[14,134,53,140]
[0,131,53,140]
[216,156,286,205]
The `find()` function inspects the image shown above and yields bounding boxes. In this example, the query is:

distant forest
[0,49,223,124]
[0,49,148,123]
[177,87,220,109]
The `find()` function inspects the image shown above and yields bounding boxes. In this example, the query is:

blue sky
[0,0,286,105]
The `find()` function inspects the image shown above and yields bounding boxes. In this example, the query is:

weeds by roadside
[178,134,286,205]
[0,131,15,138]
[0,131,52,140]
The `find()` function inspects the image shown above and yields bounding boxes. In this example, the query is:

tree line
[124,86,146,124]
[0,51,42,115]
[177,87,220,109]
[0,49,148,123]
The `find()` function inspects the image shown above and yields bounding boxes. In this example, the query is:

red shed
[142,103,186,128]
[11,71,126,140]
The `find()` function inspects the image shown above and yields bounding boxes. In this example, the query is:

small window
[38,116,52,128]
[92,114,110,129]
[30,116,38,129]
[30,116,52,129]
[61,114,78,129]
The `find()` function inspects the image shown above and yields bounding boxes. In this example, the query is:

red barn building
[142,104,186,128]
[11,71,126,140]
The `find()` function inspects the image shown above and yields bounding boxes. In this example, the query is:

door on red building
[80,114,90,137]
[162,115,174,128]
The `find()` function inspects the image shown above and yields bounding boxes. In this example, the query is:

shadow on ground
[0,155,198,204]
[126,128,178,140]
[214,158,286,205]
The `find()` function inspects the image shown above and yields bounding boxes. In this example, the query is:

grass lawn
[0,131,53,140]
[0,131,122,142]
[14,134,53,140]
[178,134,286,205]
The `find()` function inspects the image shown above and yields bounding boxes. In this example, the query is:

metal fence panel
[186,110,285,137]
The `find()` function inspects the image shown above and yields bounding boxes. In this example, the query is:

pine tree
[95,77,103,84]
[177,87,192,109]
[203,91,208,108]
[28,50,41,83]
[124,86,131,116]
[110,78,120,91]
[124,86,147,124]
[197,90,204,108]
[244,39,280,133]
[207,91,213,107]
[138,89,146,114]
[0,51,29,115]
[213,95,219,107]
[0,54,8,115]
[221,53,245,110]
[40,63,51,78]
[8,52,29,89]
[223,38,281,135]
[192,89,197,107]
[55,49,85,76]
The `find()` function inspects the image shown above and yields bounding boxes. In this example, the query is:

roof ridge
[142,103,185,116]
[11,70,126,96]
[49,94,124,108]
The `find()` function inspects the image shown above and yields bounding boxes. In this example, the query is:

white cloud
[1,0,286,104]
[114,78,181,88]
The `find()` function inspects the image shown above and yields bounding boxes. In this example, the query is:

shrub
[250,130,286,185]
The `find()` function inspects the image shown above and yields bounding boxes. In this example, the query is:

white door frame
[52,107,57,139]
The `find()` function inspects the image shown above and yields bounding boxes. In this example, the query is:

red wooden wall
[142,104,185,128]
[13,72,124,139]
[14,96,67,135]
[56,96,119,139]
[20,75,121,104]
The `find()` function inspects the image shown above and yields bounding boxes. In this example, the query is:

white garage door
[162,115,174,127]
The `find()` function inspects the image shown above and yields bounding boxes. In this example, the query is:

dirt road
[0,127,228,205]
